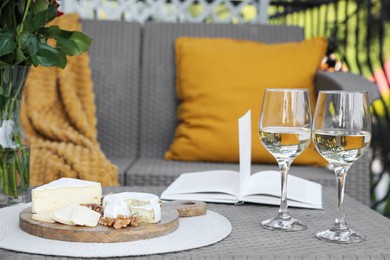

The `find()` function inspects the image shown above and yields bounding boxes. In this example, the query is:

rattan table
[1,185,389,259]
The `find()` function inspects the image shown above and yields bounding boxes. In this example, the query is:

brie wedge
[103,197,132,218]
[32,178,102,219]
[51,205,101,227]
[72,206,101,227]
[51,205,77,225]
[32,212,55,223]
[131,204,161,224]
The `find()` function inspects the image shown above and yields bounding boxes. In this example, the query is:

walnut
[81,203,103,215]
[113,215,132,229]
[129,215,139,227]
[99,214,139,229]
[99,217,115,227]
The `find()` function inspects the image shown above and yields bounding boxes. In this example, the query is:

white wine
[313,130,371,166]
[260,127,311,160]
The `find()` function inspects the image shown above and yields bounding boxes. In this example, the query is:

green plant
[0,0,91,206]
[0,0,92,68]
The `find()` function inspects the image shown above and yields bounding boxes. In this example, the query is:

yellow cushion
[165,37,328,166]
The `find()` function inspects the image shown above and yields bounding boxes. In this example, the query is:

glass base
[0,193,28,208]
[316,228,366,243]
[261,216,307,231]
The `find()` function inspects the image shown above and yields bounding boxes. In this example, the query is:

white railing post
[258,0,269,24]
[61,0,76,13]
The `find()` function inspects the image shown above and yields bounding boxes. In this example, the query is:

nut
[130,215,139,227]
[99,214,139,229]
[99,217,115,227]
[113,215,132,229]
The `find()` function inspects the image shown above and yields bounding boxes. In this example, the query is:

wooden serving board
[19,201,206,243]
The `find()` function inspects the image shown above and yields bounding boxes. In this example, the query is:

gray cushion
[81,20,142,185]
[81,20,141,161]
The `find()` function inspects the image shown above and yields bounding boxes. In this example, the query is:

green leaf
[45,4,57,23]
[0,28,17,57]
[69,32,92,53]
[55,31,92,56]
[0,1,16,29]
[57,51,67,69]
[31,0,48,14]
[45,25,62,37]
[20,31,40,56]
[22,15,33,33]
[56,37,82,56]
[14,48,27,64]
[31,43,67,68]
[31,9,48,32]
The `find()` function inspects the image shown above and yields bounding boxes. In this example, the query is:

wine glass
[259,89,312,231]
[313,91,371,243]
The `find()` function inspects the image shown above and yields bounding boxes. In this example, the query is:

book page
[238,110,252,199]
[161,171,240,203]
[241,171,322,209]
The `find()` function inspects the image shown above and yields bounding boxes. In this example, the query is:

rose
[52,0,64,17]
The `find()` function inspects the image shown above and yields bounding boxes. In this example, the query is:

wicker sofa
[81,20,381,206]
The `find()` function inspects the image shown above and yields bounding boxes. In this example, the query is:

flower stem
[0,67,30,205]
[17,0,32,47]
[9,156,18,198]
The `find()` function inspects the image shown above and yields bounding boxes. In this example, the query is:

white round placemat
[0,204,231,257]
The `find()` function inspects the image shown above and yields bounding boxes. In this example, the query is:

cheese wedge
[32,212,55,223]
[131,204,161,224]
[103,196,132,218]
[51,205,77,225]
[72,206,101,227]
[32,178,102,216]
[103,192,159,209]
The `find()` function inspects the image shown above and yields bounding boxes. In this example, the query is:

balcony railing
[61,0,269,24]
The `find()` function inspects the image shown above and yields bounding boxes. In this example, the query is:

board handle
[163,201,207,217]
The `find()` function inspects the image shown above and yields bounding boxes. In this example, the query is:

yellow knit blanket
[22,14,119,186]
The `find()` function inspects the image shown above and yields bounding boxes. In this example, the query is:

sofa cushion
[165,37,328,165]
[139,23,305,158]
[81,20,141,162]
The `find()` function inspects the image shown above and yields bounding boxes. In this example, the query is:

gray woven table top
[1,186,389,259]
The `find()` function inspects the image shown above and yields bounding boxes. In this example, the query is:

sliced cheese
[51,205,77,225]
[103,192,159,209]
[32,178,101,215]
[32,212,55,223]
[72,206,101,227]
[103,197,132,218]
[132,204,161,224]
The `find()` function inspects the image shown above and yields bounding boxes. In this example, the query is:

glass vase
[0,66,30,207]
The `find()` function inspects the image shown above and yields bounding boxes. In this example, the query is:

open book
[161,110,322,209]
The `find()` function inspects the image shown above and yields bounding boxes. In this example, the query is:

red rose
[52,0,64,17]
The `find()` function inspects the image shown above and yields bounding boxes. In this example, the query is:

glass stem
[333,166,349,231]
[278,160,291,219]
